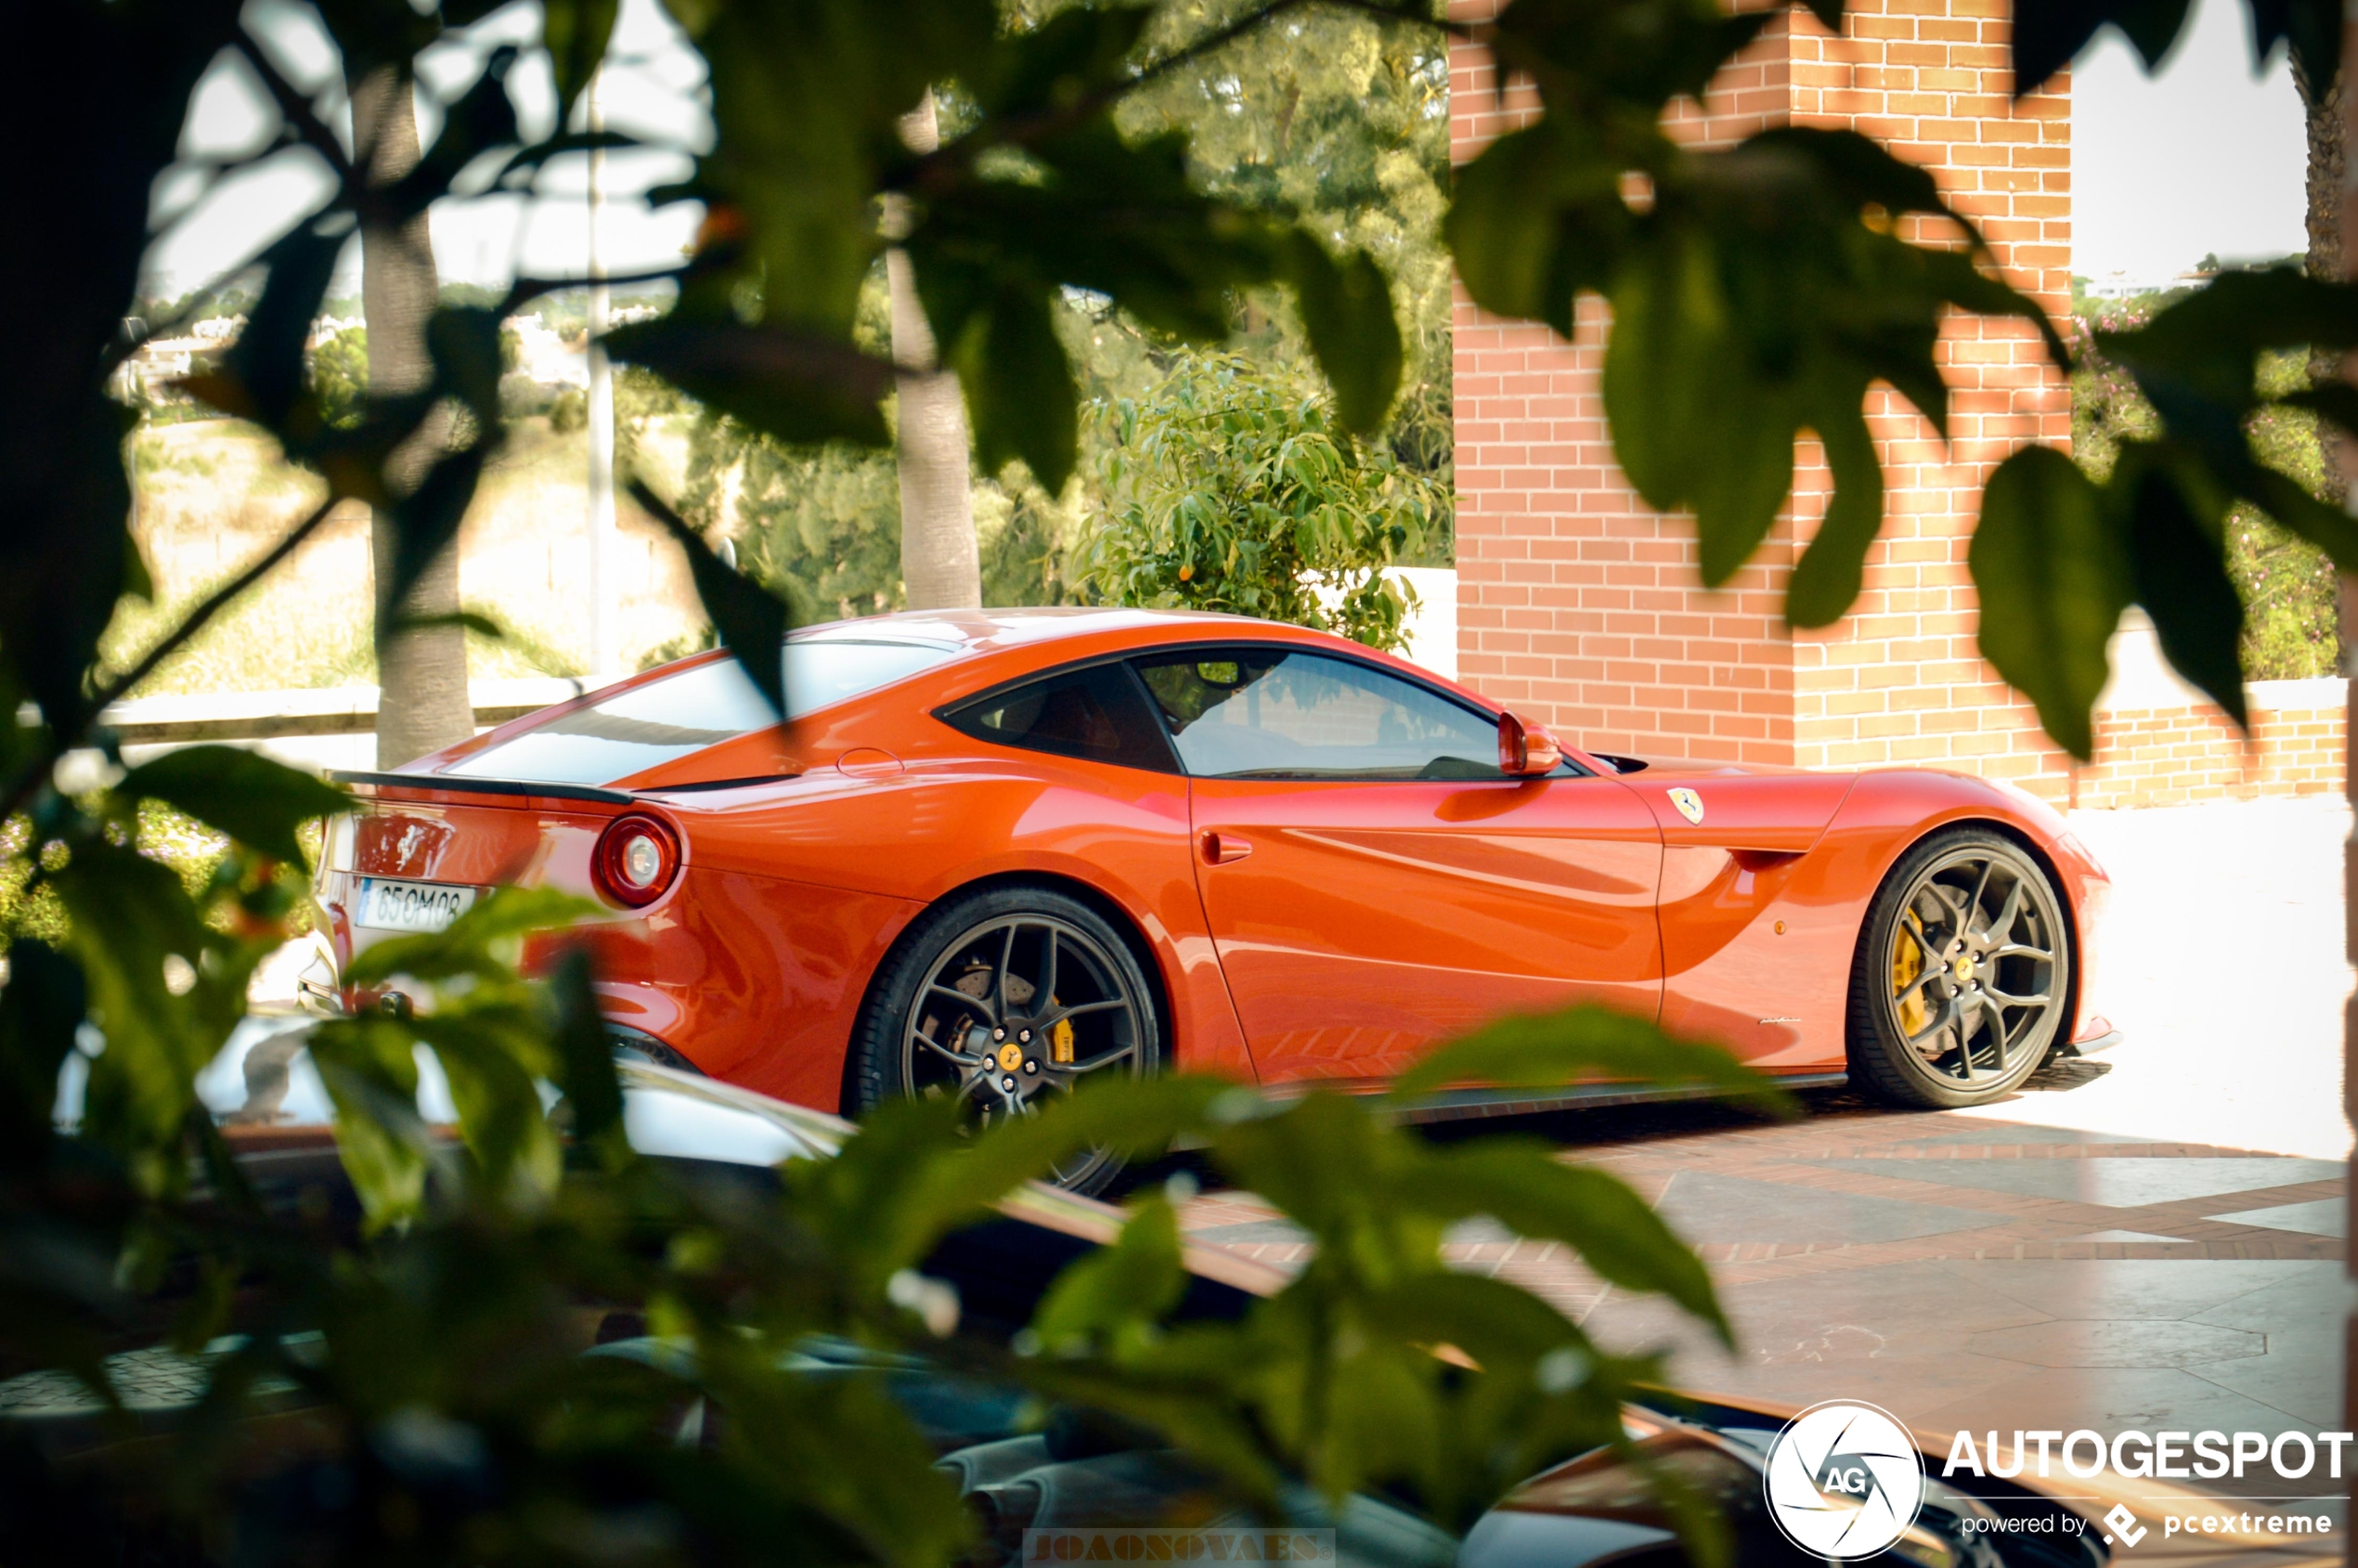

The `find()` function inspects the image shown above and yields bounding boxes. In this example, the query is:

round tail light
[593,814,681,908]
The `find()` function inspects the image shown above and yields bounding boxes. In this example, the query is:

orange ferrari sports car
[309,608,2115,1186]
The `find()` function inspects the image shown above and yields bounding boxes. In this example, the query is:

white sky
[2071,0,2309,281]
[143,0,2311,303]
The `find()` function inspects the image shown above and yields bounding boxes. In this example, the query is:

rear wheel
[1846,828,2072,1108]
[846,886,1160,1194]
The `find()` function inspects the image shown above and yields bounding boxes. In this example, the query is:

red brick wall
[2069,698,2347,809]
[1450,1,2079,795]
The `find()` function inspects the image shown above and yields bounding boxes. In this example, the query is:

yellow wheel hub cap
[995,1043,1025,1073]
[1953,956,1976,982]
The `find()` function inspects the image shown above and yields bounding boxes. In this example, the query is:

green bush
[1082,353,1443,652]
[2072,295,2341,681]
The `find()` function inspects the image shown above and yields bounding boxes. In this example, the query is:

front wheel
[846,886,1160,1194]
[1846,828,2073,1108]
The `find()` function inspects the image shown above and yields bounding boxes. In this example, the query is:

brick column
[1451,2,2075,798]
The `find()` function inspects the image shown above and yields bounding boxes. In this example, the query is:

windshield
[443,639,956,785]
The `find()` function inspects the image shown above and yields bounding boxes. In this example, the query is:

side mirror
[1497,711,1562,777]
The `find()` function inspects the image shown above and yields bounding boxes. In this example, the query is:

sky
[2071,0,2310,283]
[142,0,2313,305]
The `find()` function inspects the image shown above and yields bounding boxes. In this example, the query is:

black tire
[846,884,1162,1195]
[1846,827,2072,1108]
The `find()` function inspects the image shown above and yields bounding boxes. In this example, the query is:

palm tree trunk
[887,92,980,612]
[350,63,472,767]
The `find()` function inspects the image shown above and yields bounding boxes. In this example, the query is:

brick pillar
[1450,2,2075,797]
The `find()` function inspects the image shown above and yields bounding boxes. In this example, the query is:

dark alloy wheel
[1846,828,2072,1108]
[847,886,1160,1194]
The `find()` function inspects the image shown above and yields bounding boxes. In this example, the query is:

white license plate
[354,877,478,934]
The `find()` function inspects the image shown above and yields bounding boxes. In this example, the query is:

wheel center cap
[1953,956,1976,982]
[995,1042,1026,1073]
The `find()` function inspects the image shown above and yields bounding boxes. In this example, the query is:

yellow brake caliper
[1049,998,1076,1065]
[1892,925,1926,1035]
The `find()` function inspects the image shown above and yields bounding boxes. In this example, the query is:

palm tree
[349,61,472,766]
[886,92,981,611]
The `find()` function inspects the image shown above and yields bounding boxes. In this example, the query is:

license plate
[354,877,478,934]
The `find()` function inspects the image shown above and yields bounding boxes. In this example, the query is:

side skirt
[1386,1071,1851,1125]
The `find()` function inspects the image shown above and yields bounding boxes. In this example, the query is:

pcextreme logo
[1764,1401,1927,1560]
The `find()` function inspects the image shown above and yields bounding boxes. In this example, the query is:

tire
[846,885,1162,1195]
[1846,827,2073,1108]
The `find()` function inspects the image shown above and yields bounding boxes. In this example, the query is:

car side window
[1132,649,1508,781]
[939,663,1180,773]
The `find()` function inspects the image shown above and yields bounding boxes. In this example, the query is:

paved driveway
[1184,795,2355,1518]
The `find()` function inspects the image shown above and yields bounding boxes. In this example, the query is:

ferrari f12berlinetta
[308,609,2115,1186]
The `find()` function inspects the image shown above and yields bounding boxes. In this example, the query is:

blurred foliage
[306,327,369,432]
[2071,295,2340,682]
[9,0,2358,1562]
[1084,352,1441,649]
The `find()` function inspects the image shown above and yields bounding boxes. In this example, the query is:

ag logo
[1667,787,1704,825]
[1763,1401,1924,1560]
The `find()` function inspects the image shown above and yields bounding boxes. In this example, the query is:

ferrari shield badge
[1667,787,1705,825]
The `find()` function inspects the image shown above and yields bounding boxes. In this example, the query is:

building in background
[1446,0,2341,808]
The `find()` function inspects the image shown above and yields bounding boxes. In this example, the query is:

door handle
[1199,831,1253,865]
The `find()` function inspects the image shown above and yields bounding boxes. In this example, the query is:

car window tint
[1133,650,1504,780]
[445,639,956,786]
[942,663,1179,773]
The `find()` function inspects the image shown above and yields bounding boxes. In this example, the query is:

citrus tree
[1084,351,1443,650]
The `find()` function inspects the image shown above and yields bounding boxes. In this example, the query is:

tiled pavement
[1178,1082,2352,1514]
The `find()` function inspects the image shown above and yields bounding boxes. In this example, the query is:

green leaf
[115,745,348,867]
[2279,380,2358,441]
[952,288,1080,493]
[628,478,794,719]
[344,885,598,989]
[1604,231,1800,583]
[2121,459,2248,729]
[602,318,893,447]
[1032,1194,1185,1352]
[541,0,618,121]
[979,3,1153,113]
[1284,232,1404,435]
[427,305,507,427]
[1421,1146,1730,1343]
[308,1020,434,1230]
[1969,446,2129,761]
[0,940,86,1169]
[385,444,489,614]
[1389,1001,1782,1107]
[1446,123,1627,334]
[548,944,625,1151]
[206,222,343,428]
[2012,0,2190,94]
[1786,400,1885,628]
[2244,464,2358,574]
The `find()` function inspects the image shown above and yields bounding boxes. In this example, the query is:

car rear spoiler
[328,770,636,807]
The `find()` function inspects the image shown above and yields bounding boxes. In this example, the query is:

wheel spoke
[1063,1042,1140,1075]
[1038,929,1059,1021]
[1984,879,2027,947]
[1989,942,2052,963]
[1892,965,1940,1009]
[1981,984,2045,1010]
[1907,997,1959,1050]
[994,926,1017,1017]
[927,982,994,1018]
[1964,858,1994,930]
[914,1030,979,1069]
